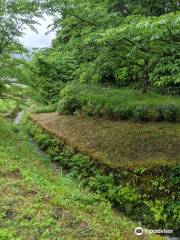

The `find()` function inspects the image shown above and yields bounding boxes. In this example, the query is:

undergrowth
[0,99,17,115]
[33,103,57,114]
[57,83,180,122]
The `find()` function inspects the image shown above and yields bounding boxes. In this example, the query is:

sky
[20,15,56,49]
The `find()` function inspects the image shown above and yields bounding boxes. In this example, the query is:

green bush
[147,108,161,121]
[89,174,117,200]
[116,185,140,204]
[163,104,177,121]
[134,105,148,121]
[34,132,50,150]
[156,105,165,121]
[167,202,180,229]
[170,164,180,186]
[156,104,178,122]
[101,104,114,119]
[115,185,141,214]
[56,146,75,168]
[69,154,91,177]
[113,107,132,120]
[145,200,167,225]
[46,139,64,158]
[57,96,81,114]
[81,102,97,117]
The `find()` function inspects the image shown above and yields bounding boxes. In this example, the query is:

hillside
[0,1,179,239]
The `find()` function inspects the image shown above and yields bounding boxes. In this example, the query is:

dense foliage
[26,0,180,102]
[0,1,179,236]
[0,0,41,96]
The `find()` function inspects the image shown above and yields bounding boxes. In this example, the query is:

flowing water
[14,111,62,171]
[14,111,24,124]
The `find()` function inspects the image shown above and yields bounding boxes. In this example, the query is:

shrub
[156,105,165,121]
[57,96,81,114]
[114,107,132,120]
[167,202,180,229]
[33,131,51,151]
[170,164,180,186]
[46,139,64,158]
[81,103,103,117]
[69,154,91,177]
[115,185,141,214]
[134,105,148,121]
[57,146,75,167]
[147,107,161,121]
[81,102,97,117]
[145,200,167,225]
[89,174,117,200]
[162,104,177,121]
[101,104,114,119]
[116,185,140,204]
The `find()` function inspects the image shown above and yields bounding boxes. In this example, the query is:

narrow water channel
[13,111,60,171]
[14,111,24,124]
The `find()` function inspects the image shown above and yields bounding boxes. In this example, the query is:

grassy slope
[31,113,180,169]
[76,86,180,107]
[0,119,162,240]
[59,84,180,121]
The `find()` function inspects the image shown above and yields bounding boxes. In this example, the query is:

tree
[30,0,180,100]
[93,11,180,92]
[0,0,41,95]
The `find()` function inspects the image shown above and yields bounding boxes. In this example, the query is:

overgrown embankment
[28,113,180,233]
[0,118,159,240]
[58,84,180,122]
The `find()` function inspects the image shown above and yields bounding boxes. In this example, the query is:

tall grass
[58,83,180,122]
[0,99,17,114]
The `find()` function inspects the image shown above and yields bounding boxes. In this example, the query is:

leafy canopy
[24,0,180,101]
